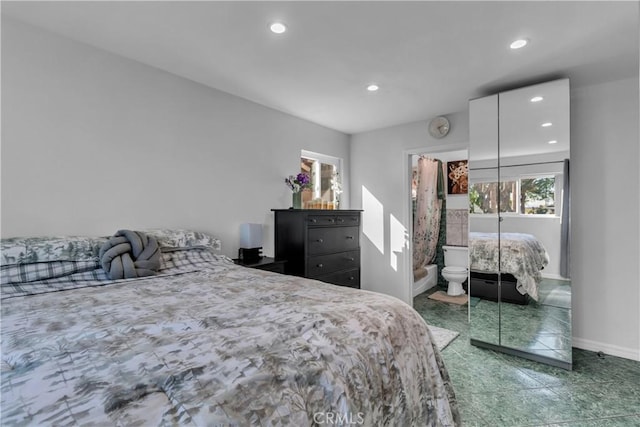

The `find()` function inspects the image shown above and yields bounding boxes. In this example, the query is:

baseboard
[572,337,640,361]
[541,273,567,280]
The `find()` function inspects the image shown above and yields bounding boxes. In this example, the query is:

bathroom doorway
[407,147,469,324]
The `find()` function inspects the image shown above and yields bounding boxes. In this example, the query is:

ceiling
[2,1,638,134]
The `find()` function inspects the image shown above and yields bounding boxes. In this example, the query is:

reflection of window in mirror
[470,174,560,216]
[521,176,555,214]
[300,150,343,208]
[469,181,517,214]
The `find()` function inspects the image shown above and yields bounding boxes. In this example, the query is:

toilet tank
[443,245,469,267]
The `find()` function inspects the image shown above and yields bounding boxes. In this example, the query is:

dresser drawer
[308,226,359,255]
[317,268,360,288]
[333,213,360,227]
[306,215,339,227]
[306,250,359,278]
[306,214,360,227]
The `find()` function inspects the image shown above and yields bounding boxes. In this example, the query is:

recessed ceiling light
[269,22,287,34]
[530,96,543,103]
[548,140,558,144]
[367,84,379,92]
[541,122,552,127]
[510,39,528,49]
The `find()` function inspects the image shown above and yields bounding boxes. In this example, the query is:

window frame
[470,172,561,218]
[300,150,343,204]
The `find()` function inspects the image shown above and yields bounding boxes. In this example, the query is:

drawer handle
[310,219,317,223]
[317,263,324,268]
[347,257,355,261]
[349,276,355,280]
[345,236,354,240]
[316,238,324,243]
[328,218,335,223]
[336,218,345,223]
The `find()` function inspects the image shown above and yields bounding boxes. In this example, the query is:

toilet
[442,245,469,296]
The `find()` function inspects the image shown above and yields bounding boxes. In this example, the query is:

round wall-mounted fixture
[428,116,451,139]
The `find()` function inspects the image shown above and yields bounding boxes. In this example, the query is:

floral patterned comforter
[469,232,550,301]
[1,250,459,426]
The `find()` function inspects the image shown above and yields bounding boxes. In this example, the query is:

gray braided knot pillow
[100,230,161,279]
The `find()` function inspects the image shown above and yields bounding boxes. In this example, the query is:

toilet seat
[442,266,467,274]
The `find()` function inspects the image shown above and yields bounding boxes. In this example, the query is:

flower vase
[292,191,302,209]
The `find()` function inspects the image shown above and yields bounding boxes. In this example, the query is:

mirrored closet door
[468,79,572,370]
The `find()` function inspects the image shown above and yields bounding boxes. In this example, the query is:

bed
[1,230,459,426]
[468,232,550,302]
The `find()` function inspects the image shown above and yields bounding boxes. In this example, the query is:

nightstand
[232,257,286,274]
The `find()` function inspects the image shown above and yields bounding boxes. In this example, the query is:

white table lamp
[239,223,263,261]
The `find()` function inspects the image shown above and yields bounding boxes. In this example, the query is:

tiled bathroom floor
[414,290,640,426]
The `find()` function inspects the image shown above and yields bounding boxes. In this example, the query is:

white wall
[0,18,350,258]
[570,77,639,360]
[351,76,640,360]
[350,112,469,302]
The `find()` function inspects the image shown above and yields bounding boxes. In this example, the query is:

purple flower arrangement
[285,173,312,193]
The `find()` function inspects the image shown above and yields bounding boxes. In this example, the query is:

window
[470,175,558,216]
[300,150,343,208]
[520,177,556,215]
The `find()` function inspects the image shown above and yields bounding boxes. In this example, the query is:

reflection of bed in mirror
[468,232,549,304]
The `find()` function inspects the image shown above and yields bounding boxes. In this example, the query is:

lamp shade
[240,223,262,248]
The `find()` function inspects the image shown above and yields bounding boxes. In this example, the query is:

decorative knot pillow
[100,230,161,280]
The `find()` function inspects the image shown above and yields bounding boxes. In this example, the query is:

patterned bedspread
[469,232,550,300]
[1,250,459,426]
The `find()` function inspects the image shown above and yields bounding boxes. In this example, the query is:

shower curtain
[413,157,444,281]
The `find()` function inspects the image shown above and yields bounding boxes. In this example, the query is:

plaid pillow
[1,249,232,299]
[1,260,100,284]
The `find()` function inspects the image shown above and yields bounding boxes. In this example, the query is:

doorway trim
[402,143,468,307]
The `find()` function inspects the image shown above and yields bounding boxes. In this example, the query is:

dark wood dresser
[272,209,362,288]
